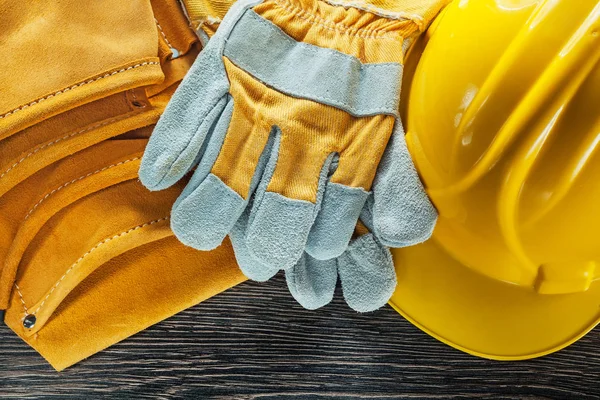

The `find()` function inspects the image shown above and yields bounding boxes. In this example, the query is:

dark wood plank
[1,273,599,399]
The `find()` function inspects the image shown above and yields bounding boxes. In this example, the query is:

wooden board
[1,274,599,399]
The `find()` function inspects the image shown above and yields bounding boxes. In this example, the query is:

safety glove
[231,191,395,312]
[140,0,438,271]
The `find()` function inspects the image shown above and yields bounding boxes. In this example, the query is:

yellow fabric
[210,0,447,203]
[213,58,394,202]
[184,0,450,204]
[322,0,451,30]
[390,0,600,359]
[182,0,449,41]
[254,0,411,63]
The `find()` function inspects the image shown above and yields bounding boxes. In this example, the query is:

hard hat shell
[390,0,600,359]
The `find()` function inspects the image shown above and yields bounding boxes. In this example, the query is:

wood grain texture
[0,273,599,399]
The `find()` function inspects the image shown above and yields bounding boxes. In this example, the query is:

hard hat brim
[389,238,600,360]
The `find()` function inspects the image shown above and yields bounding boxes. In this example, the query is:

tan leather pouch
[0,0,163,137]
[3,141,244,370]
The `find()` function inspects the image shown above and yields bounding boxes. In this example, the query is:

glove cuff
[253,0,411,63]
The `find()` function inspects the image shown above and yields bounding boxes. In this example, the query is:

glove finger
[246,147,334,271]
[246,193,314,270]
[338,232,396,312]
[171,111,278,251]
[230,200,279,282]
[170,97,242,250]
[228,128,282,279]
[229,129,290,278]
[305,181,368,260]
[372,121,438,247]
[171,172,245,250]
[139,35,231,191]
[286,254,337,310]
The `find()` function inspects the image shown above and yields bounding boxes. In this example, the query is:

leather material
[1,0,246,371]
[3,156,244,370]
[0,0,163,138]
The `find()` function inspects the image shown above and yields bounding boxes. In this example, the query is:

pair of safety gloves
[140,0,438,312]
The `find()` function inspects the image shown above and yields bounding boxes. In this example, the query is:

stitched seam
[272,0,401,40]
[328,181,370,195]
[322,0,424,26]
[237,64,399,114]
[155,18,174,48]
[264,191,313,207]
[23,157,140,221]
[0,61,160,120]
[0,111,142,181]
[15,216,170,316]
[14,283,29,314]
[274,0,391,37]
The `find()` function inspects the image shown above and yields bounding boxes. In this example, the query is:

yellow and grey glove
[140,0,439,272]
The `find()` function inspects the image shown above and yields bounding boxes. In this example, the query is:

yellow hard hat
[391,0,600,359]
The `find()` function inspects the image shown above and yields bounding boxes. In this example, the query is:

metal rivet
[131,101,145,108]
[23,314,36,329]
